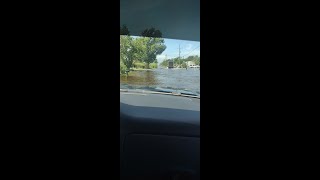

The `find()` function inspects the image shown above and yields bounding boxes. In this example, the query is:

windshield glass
[120,34,200,96]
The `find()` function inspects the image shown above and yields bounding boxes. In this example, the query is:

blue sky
[131,36,200,63]
[157,38,200,63]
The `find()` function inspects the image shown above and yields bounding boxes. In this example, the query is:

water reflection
[120,69,200,94]
[120,70,158,86]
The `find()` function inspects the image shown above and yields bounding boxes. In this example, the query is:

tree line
[160,55,200,68]
[120,26,166,75]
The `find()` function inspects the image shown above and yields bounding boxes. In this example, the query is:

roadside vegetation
[160,55,200,68]
[120,26,166,76]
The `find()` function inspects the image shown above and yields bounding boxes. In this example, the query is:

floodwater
[120,68,200,94]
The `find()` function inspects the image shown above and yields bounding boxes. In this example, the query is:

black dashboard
[120,92,200,179]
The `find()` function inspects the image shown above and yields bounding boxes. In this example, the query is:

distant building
[187,61,196,67]
[187,61,200,68]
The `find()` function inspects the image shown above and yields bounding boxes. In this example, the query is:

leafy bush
[149,63,158,69]
[120,61,127,74]
[181,62,187,68]
[133,62,146,69]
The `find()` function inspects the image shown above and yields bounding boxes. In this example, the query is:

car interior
[120,0,200,179]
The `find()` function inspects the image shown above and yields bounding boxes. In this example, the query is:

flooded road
[120,68,200,94]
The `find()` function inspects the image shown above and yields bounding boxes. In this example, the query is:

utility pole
[178,44,181,60]
[177,44,181,68]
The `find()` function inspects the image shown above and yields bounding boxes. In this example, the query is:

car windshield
[120,33,200,97]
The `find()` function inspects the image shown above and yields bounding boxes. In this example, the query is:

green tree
[138,28,166,69]
[181,62,187,68]
[120,28,166,71]
[141,27,162,38]
[160,59,169,67]
[120,35,137,75]
[135,37,166,69]
[131,37,146,63]
[160,55,200,68]
[120,61,126,74]
[120,25,130,35]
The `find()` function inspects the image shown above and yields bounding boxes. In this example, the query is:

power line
[182,45,200,58]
